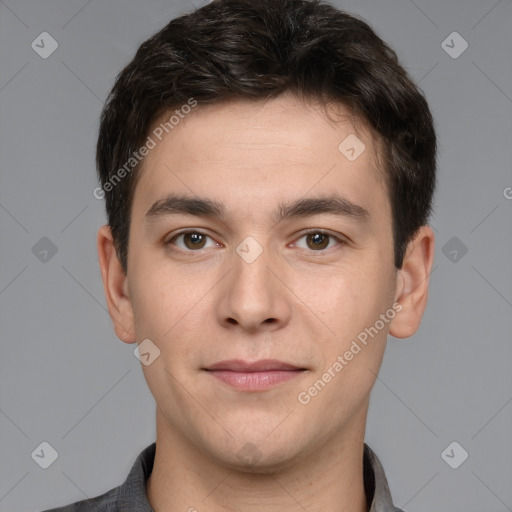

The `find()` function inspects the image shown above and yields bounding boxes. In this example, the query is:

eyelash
[163,229,346,255]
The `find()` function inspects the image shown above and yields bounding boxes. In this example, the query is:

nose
[216,239,291,333]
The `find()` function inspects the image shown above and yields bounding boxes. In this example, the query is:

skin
[97,92,434,512]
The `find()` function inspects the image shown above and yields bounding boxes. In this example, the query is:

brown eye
[182,232,207,250]
[306,232,330,250]
[293,230,344,252]
[166,231,217,252]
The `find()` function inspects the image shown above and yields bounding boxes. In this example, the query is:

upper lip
[205,359,305,372]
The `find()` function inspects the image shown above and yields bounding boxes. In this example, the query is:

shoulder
[40,484,121,512]
[39,442,156,512]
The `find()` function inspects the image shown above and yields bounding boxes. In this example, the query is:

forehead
[132,94,388,223]
[146,94,381,166]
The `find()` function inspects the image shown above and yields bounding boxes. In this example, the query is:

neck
[146,406,369,512]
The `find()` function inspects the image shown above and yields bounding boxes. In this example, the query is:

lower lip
[207,370,304,390]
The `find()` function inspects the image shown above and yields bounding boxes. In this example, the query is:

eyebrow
[145,193,370,224]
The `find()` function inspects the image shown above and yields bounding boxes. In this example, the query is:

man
[44,0,436,510]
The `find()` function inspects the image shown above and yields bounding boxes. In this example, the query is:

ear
[97,225,136,344]
[389,225,435,339]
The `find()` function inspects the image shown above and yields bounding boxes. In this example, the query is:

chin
[203,430,311,474]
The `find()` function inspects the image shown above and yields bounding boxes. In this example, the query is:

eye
[164,229,345,254]
[164,231,219,252]
[292,230,345,252]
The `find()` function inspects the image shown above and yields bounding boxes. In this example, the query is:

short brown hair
[96,0,437,272]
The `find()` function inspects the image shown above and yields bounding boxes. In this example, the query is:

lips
[204,359,306,391]
[205,359,304,372]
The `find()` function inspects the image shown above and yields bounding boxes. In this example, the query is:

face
[110,94,406,470]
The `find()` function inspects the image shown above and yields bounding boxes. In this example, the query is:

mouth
[203,359,307,391]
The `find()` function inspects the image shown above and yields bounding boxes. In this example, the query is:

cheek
[128,254,205,340]
[301,268,396,395]
[297,262,391,336]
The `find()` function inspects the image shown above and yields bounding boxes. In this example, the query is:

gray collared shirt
[42,442,404,511]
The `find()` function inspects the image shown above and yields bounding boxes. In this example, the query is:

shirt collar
[364,444,404,512]
[121,442,401,511]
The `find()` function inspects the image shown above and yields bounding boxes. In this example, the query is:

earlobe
[389,226,435,339]
[97,225,136,344]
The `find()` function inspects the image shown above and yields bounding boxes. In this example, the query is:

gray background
[0,0,511,511]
